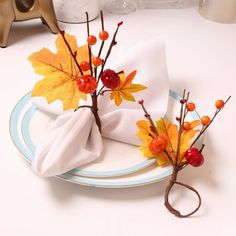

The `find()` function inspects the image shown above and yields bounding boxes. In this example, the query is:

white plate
[9,90,200,188]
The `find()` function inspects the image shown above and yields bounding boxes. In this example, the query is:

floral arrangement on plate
[29,11,146,132]
[27,11,230,217]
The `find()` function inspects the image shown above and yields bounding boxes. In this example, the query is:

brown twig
[175,89,186,165]
[183,92,189,120]
[139,100,158,136]
[85,12,93,77]
[161,118,175,160]
[59,30,83,75]
[98,11,105,57]
[191,95,231,147]
[95,11,105,81]
[98,21,123,80]
[74,105,92,112]
[164,90,203,217]
[97,86,106,96]
[84,12,101,132]
[164,166,201,218]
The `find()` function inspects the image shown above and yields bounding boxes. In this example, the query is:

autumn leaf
[137,119,200,166]
[110,70,146,106]
[28,33,90,110]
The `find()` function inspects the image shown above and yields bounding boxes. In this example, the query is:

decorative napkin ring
[29,11,145,122]
[136,91,231,217]
[28,11,164,176]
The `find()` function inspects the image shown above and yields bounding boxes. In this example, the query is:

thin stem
[164,150,174,166]
[200,143,205,152]
[98,10,105,57]
[101,10,105,30]
[178,162,188,170]
[96,11,105,82]
[98,41,105,58]
[139,101,158,136]
[97,86,106,96]
[183,92,190,120]
[91,93,101,133]
[74,105,92,111]
[191,96,231,147]
[175,90,186,164]
[59,30,83,75]
[98,21,123,79]
[86,12,93,77]
[161,118,175,157]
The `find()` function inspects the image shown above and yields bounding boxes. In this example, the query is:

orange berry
[80,61,90,71]
[92,57,103,67]
[187,102,196,112]
[87,35,97,45]
[149,135,168,155]
[99,30,109,41]
[77,75,97,94]
[201,116,211,126]
[183,122,191,130]
[215,100,225,109]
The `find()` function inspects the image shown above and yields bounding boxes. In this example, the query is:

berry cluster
[59,11,124,132]
[74,13,123,95]
[182,99,225,167]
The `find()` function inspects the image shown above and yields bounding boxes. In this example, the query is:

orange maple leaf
[137,119,200,166]
[110,70,146,106]
[28,33,90,110]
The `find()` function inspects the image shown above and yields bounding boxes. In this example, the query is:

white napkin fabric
[31,38,169,177]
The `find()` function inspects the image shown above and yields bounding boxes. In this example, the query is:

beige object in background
[0,0,59,47]
[199,0,236,23]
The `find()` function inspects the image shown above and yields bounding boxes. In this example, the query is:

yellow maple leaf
[137,119,200,166]
[110,70,146,106]
[28,33,89,110]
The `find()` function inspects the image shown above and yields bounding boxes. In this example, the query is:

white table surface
[1,2,236,236]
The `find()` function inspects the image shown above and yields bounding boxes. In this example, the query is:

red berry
[185,147,204,167]
[118,21,123,27]
[183,122,191,131]
[187,102,196,111]
[180,99,186,104]
[59,30,65,35]
[87,35,97,45]
[176,117,181,122]
[100,69,120,89]
[149,135,168,155]
[99,30,109,41]
[138,99,144,105]
[201,116,211,126]
[80,61,90,71]
[77,75,97,94]
[92,57,103,67]
[215,100,225,109]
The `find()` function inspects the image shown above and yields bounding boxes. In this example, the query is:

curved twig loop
[164,180,201,218]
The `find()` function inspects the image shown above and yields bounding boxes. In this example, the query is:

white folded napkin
[31,38,169,177]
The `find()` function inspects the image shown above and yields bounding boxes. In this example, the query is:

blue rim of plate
[9,90,200,188]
